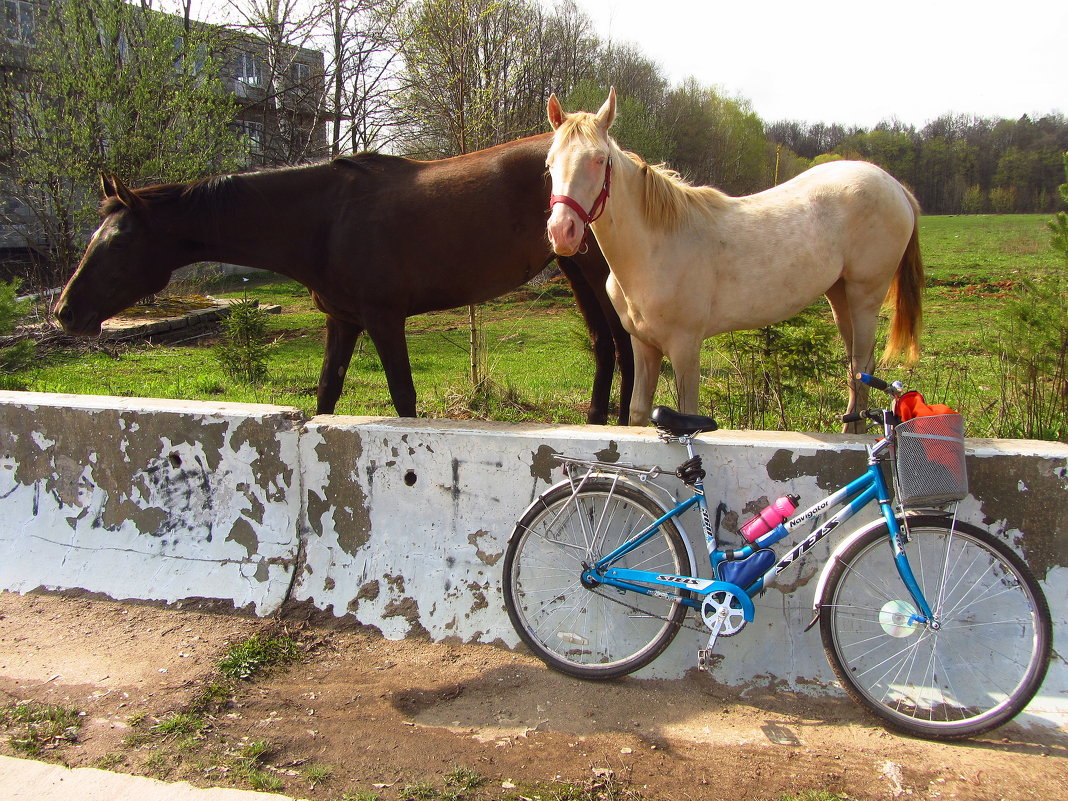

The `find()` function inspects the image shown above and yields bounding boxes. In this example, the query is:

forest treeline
[769,115,1068,214]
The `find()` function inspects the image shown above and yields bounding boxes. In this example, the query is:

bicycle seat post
[680,432,696,458]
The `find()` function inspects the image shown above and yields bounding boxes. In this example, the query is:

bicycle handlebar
[842,374,906,427]
[856,372,904,397]
[841,408,895,426]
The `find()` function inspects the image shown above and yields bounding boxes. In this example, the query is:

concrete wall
[2,391,1065,732]
[0,393,302,613]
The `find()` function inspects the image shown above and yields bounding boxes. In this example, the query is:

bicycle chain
[588,586,739,636]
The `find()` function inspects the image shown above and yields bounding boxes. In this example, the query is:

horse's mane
[623,151,730,231]
[100,172,245,218]
[556,111,729,231]
[332,151,406,170]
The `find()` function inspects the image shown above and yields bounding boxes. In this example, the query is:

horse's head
[54,175,184,336]
[545,88,616,257]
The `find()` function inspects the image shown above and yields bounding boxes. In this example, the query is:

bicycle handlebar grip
[856,372,890,393]
[841,412,864,424]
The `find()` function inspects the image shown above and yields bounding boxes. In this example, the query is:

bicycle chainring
[701,591,747,637]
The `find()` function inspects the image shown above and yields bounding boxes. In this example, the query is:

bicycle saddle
[650,406,719,436]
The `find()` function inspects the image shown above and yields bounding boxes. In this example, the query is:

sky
[575,0,1066,129]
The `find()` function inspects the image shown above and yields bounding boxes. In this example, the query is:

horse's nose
[54,300,73,328]
[547,209,582,256]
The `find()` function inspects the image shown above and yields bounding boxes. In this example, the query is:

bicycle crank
[698,591,747,671]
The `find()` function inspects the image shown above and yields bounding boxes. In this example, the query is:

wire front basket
[894,414,968,508]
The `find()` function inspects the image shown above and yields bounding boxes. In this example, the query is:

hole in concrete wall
[404,470,417,486]
[169,452,182,469]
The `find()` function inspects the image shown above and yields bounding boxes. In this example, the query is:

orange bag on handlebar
[894,390,956,421]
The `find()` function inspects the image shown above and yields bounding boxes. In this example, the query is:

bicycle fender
[510,474,699,571]
[805,510,954,631]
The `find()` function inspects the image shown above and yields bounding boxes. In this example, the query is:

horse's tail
[882,194,924,364]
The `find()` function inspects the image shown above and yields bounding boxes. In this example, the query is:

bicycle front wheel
[820,514,1051,739]
[503,478,692,680]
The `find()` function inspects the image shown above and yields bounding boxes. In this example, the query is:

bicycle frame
[572,431,936,627]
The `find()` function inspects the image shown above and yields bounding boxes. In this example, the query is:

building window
[278,117,310,160]
[4,0,37,44]
[289,61,310,87]
[173,36,206,76]
[235,51,262,86]
[234,119,265,154]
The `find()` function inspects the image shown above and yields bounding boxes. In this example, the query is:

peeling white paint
[0,392,302,615]
[29,430,54,450]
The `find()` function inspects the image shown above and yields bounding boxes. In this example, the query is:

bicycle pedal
[697,649,713,671]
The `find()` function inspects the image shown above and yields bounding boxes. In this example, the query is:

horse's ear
[100,173,117,199]
[110,175,140,209]
[595,87,617,131]
[547,93,567,130]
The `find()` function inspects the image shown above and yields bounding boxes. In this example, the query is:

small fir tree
[214,300,272,385]
[0,280,35,379]
[995,152,1067,440]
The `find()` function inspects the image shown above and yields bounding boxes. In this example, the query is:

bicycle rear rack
[556,454,662,482]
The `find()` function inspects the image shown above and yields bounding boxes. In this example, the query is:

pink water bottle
[739,494,800,544]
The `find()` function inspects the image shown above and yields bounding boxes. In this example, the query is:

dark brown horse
[54,134,633,423]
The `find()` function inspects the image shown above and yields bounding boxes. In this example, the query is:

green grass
[920,214,1058,353]
[21,275,599,421]
[11,214,1065,439]
[152,711,207,738]
[217,633,300,680]
[0,701,82,755]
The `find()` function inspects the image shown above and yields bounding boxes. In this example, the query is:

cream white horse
[545,89,924,430]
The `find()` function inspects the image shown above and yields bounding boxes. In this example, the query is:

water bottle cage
[675,455,706,486]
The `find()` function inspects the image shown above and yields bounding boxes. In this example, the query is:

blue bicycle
[503,375,1052,740]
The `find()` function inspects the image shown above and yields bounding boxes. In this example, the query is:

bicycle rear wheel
[820,514,1051,739]
[503,478,691,680]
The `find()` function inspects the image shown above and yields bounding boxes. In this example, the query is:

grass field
[9,213,1066,440]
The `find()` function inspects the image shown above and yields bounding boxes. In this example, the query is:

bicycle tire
[820,514,1051,739]
[503,478,692,680]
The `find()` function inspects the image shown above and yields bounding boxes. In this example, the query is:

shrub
[961,185,985,214]
[993,152,1068,440]
[707,306,842,431]
[0,280,35,381]
[214,299,272,384]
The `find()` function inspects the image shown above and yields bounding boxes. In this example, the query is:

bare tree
[392,0,601,388]
[318,0,403,155]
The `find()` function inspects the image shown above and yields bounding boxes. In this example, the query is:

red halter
[550,156,613,231]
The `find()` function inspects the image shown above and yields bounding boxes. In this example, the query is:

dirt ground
[0,591,1063,801]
